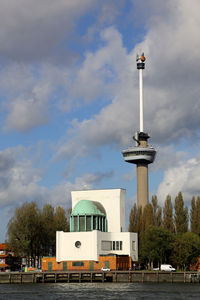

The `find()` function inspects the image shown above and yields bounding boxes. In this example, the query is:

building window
[132,241,135,251]
[116,241,119,250]
[112,241,115,250]
[79,216,85,231]
[74,216,78,232]
[72,261,84,267]
[102,240,123,251]
[86,216,91,231]
[75,241,81,248]
[93,216,97,230]
[102,241,112,251]
[120,241,123,250]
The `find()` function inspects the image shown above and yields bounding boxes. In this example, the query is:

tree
[41,204,57,256]
[54,206,69,232]
[142,203,154,231]
[196,197,200,235]
[6,202,41,266]
[140,226,174,269]
[191,196,200,235]
[171,232,200,270]
[151,195,162,227]
[174,192,188,234]
[6,202,69,265]
[163,195,174,233]
[190,197,198,234]
[129,203,137,232]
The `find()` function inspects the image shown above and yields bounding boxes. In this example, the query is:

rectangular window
[120,241,123,250]
[79,216,85,231]
[101,241,112,251]
[86,216,91,231]
[93,216,97,230]
[112,241,115,250]
[116,241,119,250]
[132,241,136,251]
[74,216,78,232]
[72,261,84,267]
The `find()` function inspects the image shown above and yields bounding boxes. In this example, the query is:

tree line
[129,192,200,270]
[6,202,69,267]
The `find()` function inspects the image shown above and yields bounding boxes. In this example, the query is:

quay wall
[0,271,200,284]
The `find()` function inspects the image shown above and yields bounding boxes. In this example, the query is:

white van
[160,264,176,272]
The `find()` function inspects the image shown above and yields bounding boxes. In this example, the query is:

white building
[56,189,138,264]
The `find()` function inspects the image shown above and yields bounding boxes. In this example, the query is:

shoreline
[0,271,199,284]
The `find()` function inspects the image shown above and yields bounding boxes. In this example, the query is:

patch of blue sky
[114,3,148,52]
[149,169,164,194]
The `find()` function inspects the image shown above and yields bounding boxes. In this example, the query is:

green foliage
[142,203,154,231]
[140,226,174,266]
[129,192,200,269]
[7,202,41,258]
[171,232,200,270]
[174,192,188,234]
[6,202,69,265]
[163,195,174,233]
[128,203,137,232]
[190,196,200,235]
[128,205,143,235]
[152,195,162,227]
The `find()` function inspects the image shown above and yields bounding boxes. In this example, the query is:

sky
[1,0,200,241]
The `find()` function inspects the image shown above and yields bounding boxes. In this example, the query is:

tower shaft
[137,164,148,209]
[136,137,148,209]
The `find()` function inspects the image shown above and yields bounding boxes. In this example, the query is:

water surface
[0,282,200,299]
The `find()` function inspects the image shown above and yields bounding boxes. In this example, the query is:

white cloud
[0,63,69,131]
[0,148,43,207]
[152,145,187,172]
[0,147,113,210]
[55,0,200,164]
[157,156,200,206]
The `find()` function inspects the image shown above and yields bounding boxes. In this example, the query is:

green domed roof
[71,200,106,216]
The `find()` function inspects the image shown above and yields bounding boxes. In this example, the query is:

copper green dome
[71,200,106,216]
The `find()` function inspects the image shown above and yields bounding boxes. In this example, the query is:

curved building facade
[70,200,108,232]
[56,189,138,264]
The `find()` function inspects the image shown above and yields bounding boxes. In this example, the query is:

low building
[42,189,138,271]
[0,243,21,272]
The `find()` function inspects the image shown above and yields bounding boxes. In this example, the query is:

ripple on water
[0,282,200,300]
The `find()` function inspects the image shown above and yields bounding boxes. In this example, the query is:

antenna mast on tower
[122,52,156,209]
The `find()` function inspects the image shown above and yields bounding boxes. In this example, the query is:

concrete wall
[56,230,138,262]
[71,189,126,232]
[56,231,98,262]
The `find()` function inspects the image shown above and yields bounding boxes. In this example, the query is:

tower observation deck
[122,53,156,209]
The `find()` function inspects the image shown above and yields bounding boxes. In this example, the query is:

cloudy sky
[1,0,200,241]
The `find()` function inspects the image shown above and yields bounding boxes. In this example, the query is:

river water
[0,282,200,299]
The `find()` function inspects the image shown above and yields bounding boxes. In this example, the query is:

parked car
[101,267,110,272]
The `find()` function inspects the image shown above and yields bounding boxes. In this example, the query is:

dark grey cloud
[0,0,95,63]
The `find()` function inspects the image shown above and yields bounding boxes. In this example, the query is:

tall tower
[122,53,156,209]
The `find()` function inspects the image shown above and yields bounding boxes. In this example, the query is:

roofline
[71,188,126,192]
